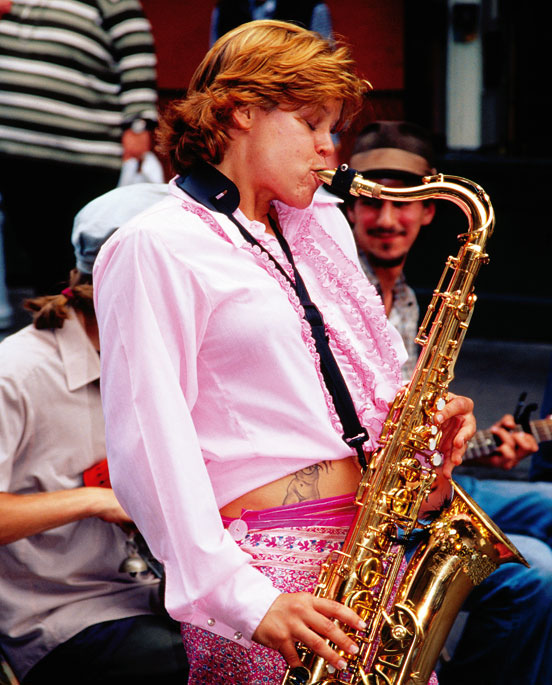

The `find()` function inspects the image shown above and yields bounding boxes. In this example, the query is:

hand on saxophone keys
[252,591,366,672]
[417,392,476,515]
[432,392,476,479]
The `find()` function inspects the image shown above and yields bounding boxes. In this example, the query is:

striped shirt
[0,0,158,170]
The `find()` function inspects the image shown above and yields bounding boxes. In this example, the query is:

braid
[24,293,71,330]
[24,269,95,330]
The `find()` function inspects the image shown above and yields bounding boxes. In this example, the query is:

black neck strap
[176,163,369,468]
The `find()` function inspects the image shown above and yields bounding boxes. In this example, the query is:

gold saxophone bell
[282,165,527,685]
[378,480,528,685]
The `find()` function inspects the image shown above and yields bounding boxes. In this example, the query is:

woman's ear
[232,105,253,131]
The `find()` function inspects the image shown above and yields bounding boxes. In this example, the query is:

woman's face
[242,100,341,210]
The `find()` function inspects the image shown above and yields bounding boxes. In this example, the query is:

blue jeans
[456,475,552,549]
[438,476,552,685]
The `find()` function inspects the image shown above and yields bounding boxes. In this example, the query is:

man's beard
[368,252,406,268]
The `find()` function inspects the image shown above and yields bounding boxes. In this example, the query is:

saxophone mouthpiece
[316,164,382,200]
[317,164,357,197]
[316,168,337,186]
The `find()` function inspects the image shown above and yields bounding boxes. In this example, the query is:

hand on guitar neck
[464,412,552,470]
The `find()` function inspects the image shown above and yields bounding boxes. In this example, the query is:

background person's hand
[476,413,538,470]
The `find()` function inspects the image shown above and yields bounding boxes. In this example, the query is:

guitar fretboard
[465,417,552,461]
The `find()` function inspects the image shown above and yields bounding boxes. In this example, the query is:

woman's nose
[316,130,335,161]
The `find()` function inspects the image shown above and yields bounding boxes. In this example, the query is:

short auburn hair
[156,19,368,174]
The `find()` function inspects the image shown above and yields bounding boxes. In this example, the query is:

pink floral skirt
[181,495,438,685]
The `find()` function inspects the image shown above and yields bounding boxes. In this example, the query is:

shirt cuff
[178,563,281,647]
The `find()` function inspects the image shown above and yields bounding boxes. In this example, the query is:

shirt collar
[175,161,241,215]
[174,162,283,248]
[55,313,100,392]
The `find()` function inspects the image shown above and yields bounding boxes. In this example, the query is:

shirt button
[207,618,216,626]
[228,518,248,541]
[234,631,242,640]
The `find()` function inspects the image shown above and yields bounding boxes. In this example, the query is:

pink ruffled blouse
[93,180,406,648]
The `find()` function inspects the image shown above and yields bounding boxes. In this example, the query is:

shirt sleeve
[100,0,158,127]
[93,222,280,644]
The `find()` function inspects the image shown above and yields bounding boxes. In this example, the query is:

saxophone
[282,166,528,685]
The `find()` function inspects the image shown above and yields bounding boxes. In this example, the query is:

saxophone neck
[317,165,495,240]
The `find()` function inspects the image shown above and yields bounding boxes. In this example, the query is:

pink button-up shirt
[93,180,406,646]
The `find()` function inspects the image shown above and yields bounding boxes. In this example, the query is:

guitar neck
[464,417,552,462]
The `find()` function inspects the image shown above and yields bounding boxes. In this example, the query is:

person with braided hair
[0,184,188,685]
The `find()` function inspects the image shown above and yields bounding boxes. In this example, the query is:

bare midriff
[219,456,361,518]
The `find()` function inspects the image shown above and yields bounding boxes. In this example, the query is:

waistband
[222,492,357,541]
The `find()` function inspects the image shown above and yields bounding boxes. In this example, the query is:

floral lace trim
[290,206,402,379]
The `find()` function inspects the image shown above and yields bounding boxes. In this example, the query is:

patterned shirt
[0,0,158,170]
[359,252,420,381]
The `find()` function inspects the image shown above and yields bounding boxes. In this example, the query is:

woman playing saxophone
[93,19,475,684]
